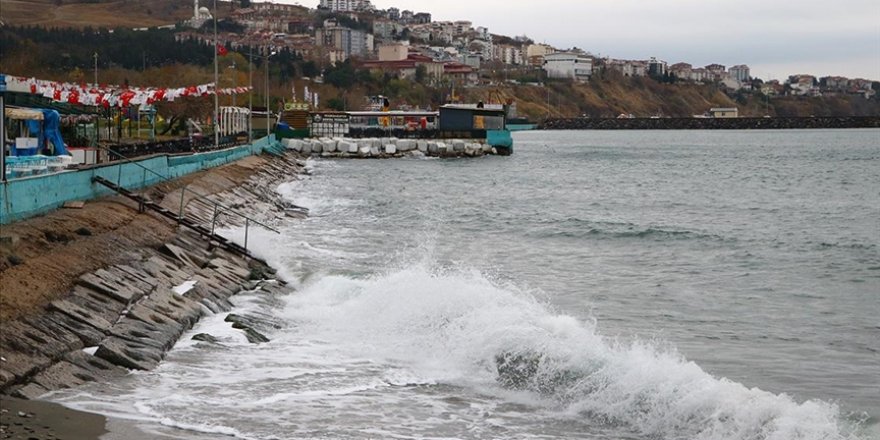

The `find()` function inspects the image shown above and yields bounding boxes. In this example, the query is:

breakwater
[0,152,302,401]
[282,137,501,157]
[538,116,880,130]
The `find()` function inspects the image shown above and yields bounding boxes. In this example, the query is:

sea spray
[278,264,857,440]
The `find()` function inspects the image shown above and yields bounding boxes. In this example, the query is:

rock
[224,314,272,344]
[7,255,23,266]
[384,144,397,155]
[192,333,219,343]
[358,146,371,157]
[74,227,92,236]
[241,328,269,344]
[452,140,466,152]
[417,141,428,153]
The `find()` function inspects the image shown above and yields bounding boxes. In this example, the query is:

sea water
[53,129,880,439]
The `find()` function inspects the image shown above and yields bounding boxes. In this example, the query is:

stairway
[92,176,251,257]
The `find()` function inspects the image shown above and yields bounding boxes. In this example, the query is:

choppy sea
[54,129,880,440]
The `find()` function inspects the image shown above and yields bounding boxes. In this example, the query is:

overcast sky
[338,0,880,80]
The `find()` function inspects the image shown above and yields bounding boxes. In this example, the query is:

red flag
[217,44,228,56]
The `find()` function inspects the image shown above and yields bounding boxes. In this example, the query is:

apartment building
[318,0,373,12]
[543,52,593,81]
[729,64,750,82]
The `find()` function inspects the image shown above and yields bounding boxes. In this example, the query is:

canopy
[5,107,44,120]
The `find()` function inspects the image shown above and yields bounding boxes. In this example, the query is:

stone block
[12,383,50,400]
[95,337,162,371]
[77,271,146,305]
[48,299,114,334]
[49,311,107,347]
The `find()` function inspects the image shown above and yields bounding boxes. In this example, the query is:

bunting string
[2,74,252,109]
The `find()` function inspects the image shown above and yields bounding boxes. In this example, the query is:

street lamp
[247,47,275,142]
[265,51,275,138]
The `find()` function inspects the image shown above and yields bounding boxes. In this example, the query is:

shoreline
[0,151,305,439]
[537,115,880,130]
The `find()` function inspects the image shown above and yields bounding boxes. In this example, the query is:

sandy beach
[0,395,105,440]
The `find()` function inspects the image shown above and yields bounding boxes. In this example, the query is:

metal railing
[97,144,280,253]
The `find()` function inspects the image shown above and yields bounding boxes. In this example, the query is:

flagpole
[213,0,219,149]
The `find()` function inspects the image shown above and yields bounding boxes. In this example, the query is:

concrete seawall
[0,152,302,403]
[0,136,282,225]
[538,116,880,130]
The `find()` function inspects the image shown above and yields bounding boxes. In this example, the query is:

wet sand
[0,395,105,440]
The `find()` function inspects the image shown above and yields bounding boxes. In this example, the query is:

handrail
[95,143,280,235]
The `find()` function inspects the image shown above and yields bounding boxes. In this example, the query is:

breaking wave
[279,264,862,440]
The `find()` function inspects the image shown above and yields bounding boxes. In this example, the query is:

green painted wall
[0,136,277,225]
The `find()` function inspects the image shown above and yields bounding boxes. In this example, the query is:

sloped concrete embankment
[0,153,304,400]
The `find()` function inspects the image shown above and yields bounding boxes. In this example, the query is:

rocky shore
[538,116,880,130]
[0,151,304,439]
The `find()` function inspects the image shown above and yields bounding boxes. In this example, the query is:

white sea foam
[276,264,859,440]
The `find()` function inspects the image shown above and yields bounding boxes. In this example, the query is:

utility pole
[266,52,271,137]
[213,0,219,149]
[248,44,253,143]
[1,74,7,183]
[231,60,237,107]
[93,52,98,85]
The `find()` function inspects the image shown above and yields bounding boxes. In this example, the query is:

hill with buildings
[1,0,878,120]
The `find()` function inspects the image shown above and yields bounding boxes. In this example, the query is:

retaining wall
[1,136,279,225]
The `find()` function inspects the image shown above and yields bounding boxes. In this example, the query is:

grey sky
[364,0,880,80]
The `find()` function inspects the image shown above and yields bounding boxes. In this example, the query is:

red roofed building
[443,62,478,86]
[360,53,444,82]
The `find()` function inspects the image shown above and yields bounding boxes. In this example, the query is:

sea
[52,129,880,440]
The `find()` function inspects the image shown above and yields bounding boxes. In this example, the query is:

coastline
[0,150,305,439]
[538,115,880,130]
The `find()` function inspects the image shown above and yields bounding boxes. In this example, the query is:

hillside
[1,8,878,120]
[0,0,216,28]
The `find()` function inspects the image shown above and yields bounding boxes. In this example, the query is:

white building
[185,0,213,29]
[729,64,751,82]
[543,52,592,81]
[319,0,373,12]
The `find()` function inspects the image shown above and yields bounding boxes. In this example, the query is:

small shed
[709,107,739,118]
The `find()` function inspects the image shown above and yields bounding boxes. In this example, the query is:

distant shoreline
[537,116,880,130]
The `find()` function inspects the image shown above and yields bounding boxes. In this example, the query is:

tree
[414,65,427,84]
[154,96,212,136]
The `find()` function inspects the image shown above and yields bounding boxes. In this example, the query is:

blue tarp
[42,109,68,155]
[16,109,68,156]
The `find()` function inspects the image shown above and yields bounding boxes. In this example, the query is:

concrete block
[418,141,428,153]
[95,337,162,371]
[385,144,397,154]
